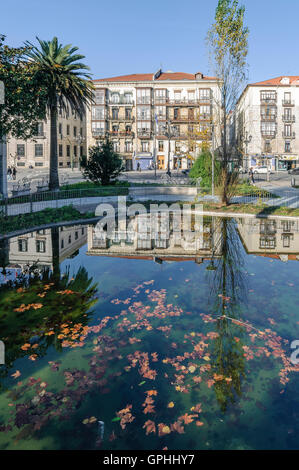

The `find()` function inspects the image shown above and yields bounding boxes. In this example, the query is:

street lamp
[242,131,252,171]
[162,120,179,176]
[76,134,86,170]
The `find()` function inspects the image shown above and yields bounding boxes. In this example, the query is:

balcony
[109,131,134,138]
[282,100,295,106]
[260,96,277,105]
[109,96,134,105]
[282,131,295,139]
[91,129,107,138]
[137,130,152,138]
[261,130,276,138]
[261,114,276,121]
[282,115,295,123]
[110,115,135,122]
[136,98,151,105]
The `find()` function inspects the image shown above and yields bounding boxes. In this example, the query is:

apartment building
[237,217,299,261]
[235,76,299,171]
[87,70,219,171]
[6,109,87,170]
[6,225,87,272]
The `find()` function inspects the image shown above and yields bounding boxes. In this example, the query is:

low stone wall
[129,186,197,196]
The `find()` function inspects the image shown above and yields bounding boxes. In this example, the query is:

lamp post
[242,131,252,172]
[0,81,7,199]
[76,134,86,170]
[163,120,178,176]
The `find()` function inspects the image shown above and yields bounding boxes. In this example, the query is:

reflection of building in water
[6,225,87,271]
[237,217,299,261]
[87,214,223,263]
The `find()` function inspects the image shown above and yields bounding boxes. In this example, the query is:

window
[94,89,105,104]
[80,146,83,157]
[74,146,77,157]
[284,125,291,136]
[261,122,276,136]
[174,90,181,102]
[61,239,64,249]
[174,108,179,120]
[68,235,72,244]
[35,122,44,136]
[82,228,84,235]
[137,106,150,120]
[75,231,78,240]
[155,89,167,103]
[92,122,106,135]
[18,239,28,252]
[125,108,132,119]
[17,144,25,157]
[285,141,291,153]
[67,125,70,135]
[111,93,120,104]
[113,141,119,152]
[59,144,63,157]
[124,93,133,104]
[138,122,151,135]
[59,123,62,134]
[35,162,43,167]
[137,89,151,104]
[36,240,46,253]
[284,92,291,104]
[158,141,164,152]
[66,145,70,157]
[261,91,276,101]
[73,126,77,137]
[112,108,119,120]
[188,91,195,102]
[125,141,132,153]
[282,234,291,248]
[141,142,149,152]
[259,236,276,249]
[199,89,211,101]
[92,106,105,120]
[35,144,43,157]
[200,105,211,117]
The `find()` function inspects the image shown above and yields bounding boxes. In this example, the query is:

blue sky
[1,0,299,84]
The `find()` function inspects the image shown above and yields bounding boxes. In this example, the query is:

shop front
[277,155,298,171]
[132,152,153,171]
[173,155,188,170]
[249,155,276,171]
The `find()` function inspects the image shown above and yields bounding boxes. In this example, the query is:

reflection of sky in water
[0,217,299,450]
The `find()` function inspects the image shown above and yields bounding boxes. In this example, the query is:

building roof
[93,72,216,83]
[251,76,299,86]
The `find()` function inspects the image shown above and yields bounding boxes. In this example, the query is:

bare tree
[207,0,249,204]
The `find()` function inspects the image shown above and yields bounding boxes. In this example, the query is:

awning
[279,155,298,161]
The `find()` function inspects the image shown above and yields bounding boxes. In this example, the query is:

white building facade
[235,76,299,171]
[87,70,220,171]
[6,110,87,170]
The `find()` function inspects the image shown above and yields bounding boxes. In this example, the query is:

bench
[11,182,31,197]
[36,178,49,192]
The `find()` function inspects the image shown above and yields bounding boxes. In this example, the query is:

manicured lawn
[0,206,95,235]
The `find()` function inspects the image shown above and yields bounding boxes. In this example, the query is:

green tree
[25,37,94,191]
[81,140,124,185]
[189,149,220,188]
[207,0,249,204]
[0,35,48,196]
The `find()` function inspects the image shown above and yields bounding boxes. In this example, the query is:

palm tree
[25,37,94,190]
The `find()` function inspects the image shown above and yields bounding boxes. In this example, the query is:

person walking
[12,167,17,180]
[7,167,12,181]
[249,167,255,184]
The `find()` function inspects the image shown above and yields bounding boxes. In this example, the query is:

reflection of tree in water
[207,217,248,412]
[0,228,98,386]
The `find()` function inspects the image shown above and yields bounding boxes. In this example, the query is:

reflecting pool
[0,215,299,450]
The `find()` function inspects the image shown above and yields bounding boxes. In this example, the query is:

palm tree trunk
[49,105,59,191]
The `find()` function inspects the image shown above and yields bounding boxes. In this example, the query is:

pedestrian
[249,167,255,184]
[12,167,17,180]
[7,167,12,180]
